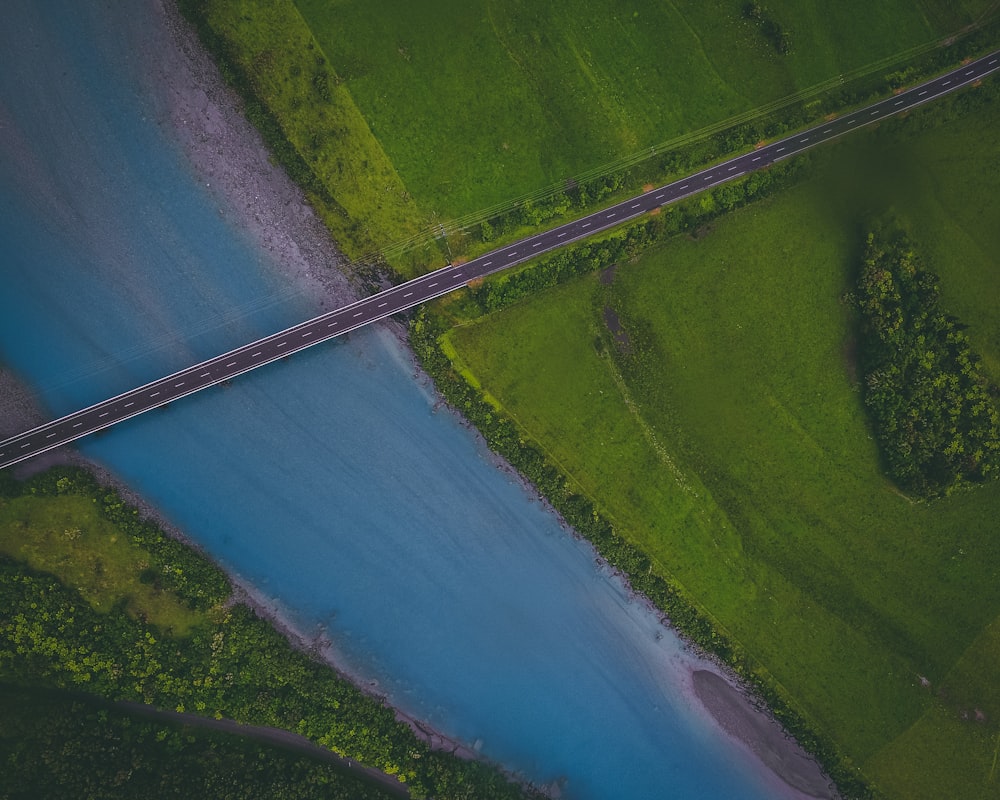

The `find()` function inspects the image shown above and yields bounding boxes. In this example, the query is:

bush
[854,218,1000,497]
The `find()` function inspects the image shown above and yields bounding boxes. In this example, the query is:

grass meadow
[190,0,991,274]
[444,94,1000,798]
[0,493,208,635]
[297,0,986,220]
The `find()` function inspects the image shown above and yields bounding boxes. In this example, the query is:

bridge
[2,49,998,470]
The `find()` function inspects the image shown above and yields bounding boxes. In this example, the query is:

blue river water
[0,3,795,798]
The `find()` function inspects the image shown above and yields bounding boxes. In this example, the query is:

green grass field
[0,494,209,635]
[444,94,1000,798]
[296,0,988,219]
[188,0,991,275]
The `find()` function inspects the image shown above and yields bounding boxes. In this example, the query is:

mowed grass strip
[0,494,208,636]
[296,0,981,220]
[191,0,430,270]
[445,98,1000,797]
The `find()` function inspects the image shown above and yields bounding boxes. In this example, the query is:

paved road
[2,49,998,470]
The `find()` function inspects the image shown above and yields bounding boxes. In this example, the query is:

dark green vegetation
[179,0,994,275]
[422,85,1000,799]
[0,685,399,800]
[0,468,539,800]
[743,2,792,55]
[854,220,1000,497]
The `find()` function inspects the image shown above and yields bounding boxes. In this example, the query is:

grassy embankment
[438,94,1000,798]
[0,492,208,636]
[183,0,991,277]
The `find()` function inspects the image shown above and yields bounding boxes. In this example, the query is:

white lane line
[73,422,83,428]
[175,381,185,388]
[655,193,664,199]
[252,351,262,356]
[918,90,927,96]
[776,147,786,152]
[800,136,809,142]
[200,371,212,377]
[503,255,515,260]
[847,119,857,125]
[378,301,388,308]
[482,261,492,267]
[46,432,57,439]
[532,241,542,247]
[98,412,109,418]
[631,203,641,209]
[327,322,338,328]
[226,361,236,367]
[967,69,975,75]
[581,222,591,228]
[276,342,287,349]
[894,99,904,106]
[452,272,463,278]
[942,80,951,86]
[557,232,567,237]
[300,332,312,339]
[823,128,832,134]
[403,292,413,298]
[703,174,714,180]
[353,311,363,318]
[679,184,689,190]
[21,442,30,449]
[728,164,738,171]
[429,282,439,288]
[990,59,997,65]
[871,110,880,116]
[124,402,134,408]
[150,392,160,398]
[606,212,616,218]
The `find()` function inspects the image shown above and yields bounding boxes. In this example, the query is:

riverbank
[5,3,844,796]
[2,2,839,797]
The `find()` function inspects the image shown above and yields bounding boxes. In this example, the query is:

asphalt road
[2,49,998,470]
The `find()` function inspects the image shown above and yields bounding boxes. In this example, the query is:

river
[0,2,815,798]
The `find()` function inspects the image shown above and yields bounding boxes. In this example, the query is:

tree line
[0,684,398,800]
[0,469,543,800]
